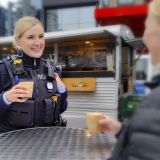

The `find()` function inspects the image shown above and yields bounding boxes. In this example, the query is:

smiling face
[16,23,45,58]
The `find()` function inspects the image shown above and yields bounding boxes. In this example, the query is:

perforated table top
[0,127,113,160]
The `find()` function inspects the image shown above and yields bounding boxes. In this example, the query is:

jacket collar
[21,51,41,70]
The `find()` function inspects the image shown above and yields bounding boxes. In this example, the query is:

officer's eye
[39,34,44,39]
[27,36,34,39]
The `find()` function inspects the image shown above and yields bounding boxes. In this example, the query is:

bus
[0,25,136,129]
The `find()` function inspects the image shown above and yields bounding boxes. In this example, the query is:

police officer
[0,16,68,133]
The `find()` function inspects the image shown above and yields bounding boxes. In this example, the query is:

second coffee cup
[86,112,104,135]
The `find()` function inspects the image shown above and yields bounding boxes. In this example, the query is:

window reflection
[46,6,96,32]
[135,59,148,80]
[58,39,115,73]
[118,0,134,5]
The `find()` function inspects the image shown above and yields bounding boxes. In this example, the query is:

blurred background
[0,0,153,124]
[0,0,150,37]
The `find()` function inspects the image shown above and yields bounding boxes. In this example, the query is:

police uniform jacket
[0,53,67,133]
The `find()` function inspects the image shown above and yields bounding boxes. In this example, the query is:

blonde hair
[149,0,160,17]
[13,16,44,48]
[148,1,160,25]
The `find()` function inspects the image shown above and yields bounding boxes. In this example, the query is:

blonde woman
[0,16,67,133]
[99,0,160,159]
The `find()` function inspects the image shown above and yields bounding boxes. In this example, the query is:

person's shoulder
[138,85,160,109]
[1,55,21,64]
[0,59,5,65]
[0,60,8,74]
[0,56,13,70]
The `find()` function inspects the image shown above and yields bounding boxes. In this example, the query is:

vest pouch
[43,99,56,125]
[7,100,34,128]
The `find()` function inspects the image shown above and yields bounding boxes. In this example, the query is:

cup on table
[86,112,104,135]
[18,81,34,98]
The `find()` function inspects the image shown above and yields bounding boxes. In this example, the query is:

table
[0,127,113,160]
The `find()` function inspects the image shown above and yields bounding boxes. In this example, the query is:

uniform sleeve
[57,84,66,93]
[0,61,11,92]
[0,61,12,113]
[59,90,68,113]
[0,92,11,113]
[3,92,12,105]
[115,119,128,139]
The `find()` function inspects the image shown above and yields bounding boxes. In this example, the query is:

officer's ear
[14,37,22,49]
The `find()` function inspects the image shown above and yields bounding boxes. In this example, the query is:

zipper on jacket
[29,70,40,126]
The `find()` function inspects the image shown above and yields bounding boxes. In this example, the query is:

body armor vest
[3,57,61,129]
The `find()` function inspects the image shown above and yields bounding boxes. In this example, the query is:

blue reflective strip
[15,75,19,83]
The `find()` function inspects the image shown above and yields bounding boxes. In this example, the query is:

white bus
[0,25,136,129]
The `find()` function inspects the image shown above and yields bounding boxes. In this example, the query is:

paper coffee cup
[86,112,104,135]
[19,81,34,98]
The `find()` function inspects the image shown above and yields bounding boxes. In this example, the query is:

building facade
[0,0,42,36]
[0,7,6,36]
[42,0,99,32]
[0,0,150,37]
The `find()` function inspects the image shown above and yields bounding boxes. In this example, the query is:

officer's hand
[5,84,29,103]
[54,73,65,86]
[99,115,122,135]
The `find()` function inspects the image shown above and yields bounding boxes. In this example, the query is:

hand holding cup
[18,81,34,98]
[86,112,104,135]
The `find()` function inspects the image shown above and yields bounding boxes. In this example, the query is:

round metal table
[0,127,113,160]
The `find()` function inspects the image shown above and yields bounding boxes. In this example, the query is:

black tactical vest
[3,57,61,129]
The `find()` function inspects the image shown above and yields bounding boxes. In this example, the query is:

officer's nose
[34,39,42,47]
